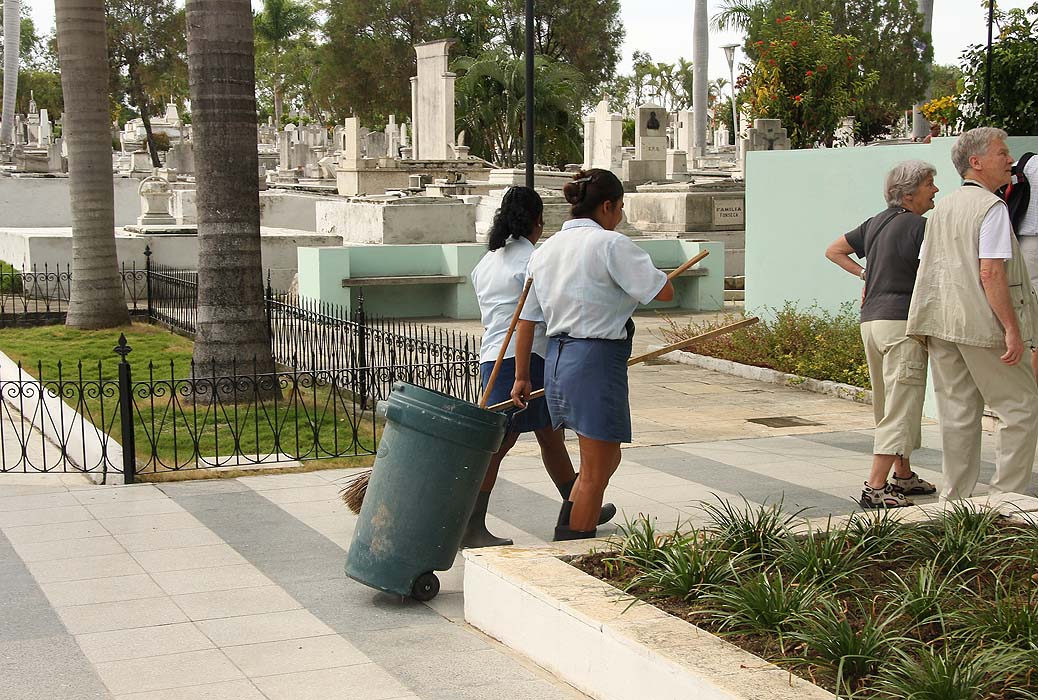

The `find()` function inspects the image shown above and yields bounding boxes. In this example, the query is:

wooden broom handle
[667,250,709,280]
[486,316,760,412]
[479,277,534,408]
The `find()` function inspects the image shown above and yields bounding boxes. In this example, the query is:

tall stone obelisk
[692,0,709,161]
[911,0,935,140]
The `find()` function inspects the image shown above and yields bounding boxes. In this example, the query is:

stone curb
[464,493,1038,700]
[651,346,873,405]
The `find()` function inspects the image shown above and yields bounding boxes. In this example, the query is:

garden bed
[660,303,871,391]
[464,495,1038,700]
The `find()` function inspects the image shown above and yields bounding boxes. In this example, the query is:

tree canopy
[106,0,188,164]
[717,0,930,141]
[254,0,317,126]
[314,0,623,125]
[958,2,1038,135]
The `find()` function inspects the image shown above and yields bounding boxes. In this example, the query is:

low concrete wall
[0,227,341,291]
[296,238,723,319]
[0,175,142,227]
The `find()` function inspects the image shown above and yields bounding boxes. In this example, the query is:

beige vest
[906,183,1038,349]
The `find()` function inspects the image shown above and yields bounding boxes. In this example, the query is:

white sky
[26,0,1031,83]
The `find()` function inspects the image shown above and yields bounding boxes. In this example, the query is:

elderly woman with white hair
[826,160,939,508]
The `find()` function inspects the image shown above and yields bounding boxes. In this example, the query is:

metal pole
[985,0,995,117]
[115,334,136,485]
[524,0,535,188]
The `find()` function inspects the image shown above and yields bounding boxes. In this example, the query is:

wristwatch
[859,268,866,281]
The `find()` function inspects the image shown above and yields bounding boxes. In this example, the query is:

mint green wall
[744,135,1038,418]
[745,136,1038,316]
[296,239,725,319]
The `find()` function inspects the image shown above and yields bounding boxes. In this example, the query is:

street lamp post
[525,0,535,188]
[721,44,739,153]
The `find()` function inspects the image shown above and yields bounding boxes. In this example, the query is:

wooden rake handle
[667,250,709,281]
[486,316,760,412]
[478,277,534,408]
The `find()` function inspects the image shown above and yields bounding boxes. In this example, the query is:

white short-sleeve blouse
[520,219,668,340]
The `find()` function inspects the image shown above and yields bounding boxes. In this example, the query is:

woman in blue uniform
[467,186,615,548]
[511,170,674,540]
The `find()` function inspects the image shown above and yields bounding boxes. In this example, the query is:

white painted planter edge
[650,345,873,405]
[463,493,1038,700]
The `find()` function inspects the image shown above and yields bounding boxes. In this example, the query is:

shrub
[147,131,171,152]
[661,302,871,389]
[0,259,23,294]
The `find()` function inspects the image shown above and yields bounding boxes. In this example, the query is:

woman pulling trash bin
[467,186,616,547]
[510,170,675,540]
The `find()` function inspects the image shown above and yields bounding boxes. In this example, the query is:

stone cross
[745,119,789,151]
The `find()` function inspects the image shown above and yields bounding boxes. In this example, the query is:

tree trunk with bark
[138,97,161,167]
[56,0,130,329]
[1,0,21,145]
[186,0,276,390]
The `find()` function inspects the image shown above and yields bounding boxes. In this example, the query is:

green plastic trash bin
[345,381,509,600]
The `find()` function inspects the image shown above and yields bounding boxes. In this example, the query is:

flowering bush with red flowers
[746,11,876,148]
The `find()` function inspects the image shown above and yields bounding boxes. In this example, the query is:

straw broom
[340,252,725,514]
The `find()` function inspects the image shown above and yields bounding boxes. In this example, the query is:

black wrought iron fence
[0,335,483,481]
[0,261,149,326]
[0,249,483,402]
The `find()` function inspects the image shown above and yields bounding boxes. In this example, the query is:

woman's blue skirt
[544,334,633,443]
[479,355,553,433]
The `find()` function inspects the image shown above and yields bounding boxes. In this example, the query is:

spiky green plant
[698,496,803,563]
[700,569,828,652]
[874,647,992,700]
[624,531,739,602]
[790,605,906,696]
[775,518,869,586]
[907,502,1013,574]
[950,583,1038,649]
[845,509,908,559]
[884,559,969,632]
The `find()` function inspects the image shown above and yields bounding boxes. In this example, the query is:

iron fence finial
[114,333,133,360]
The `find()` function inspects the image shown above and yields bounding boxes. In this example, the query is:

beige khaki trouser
[861,320,927,456]
[928,336,1038,500]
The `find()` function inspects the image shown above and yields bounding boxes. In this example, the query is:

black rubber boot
[461,491,513,549]
[552,500,598,541]
[558,477,617,526]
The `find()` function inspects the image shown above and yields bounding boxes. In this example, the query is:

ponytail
[487,186,544,252]
[562,169,624,219]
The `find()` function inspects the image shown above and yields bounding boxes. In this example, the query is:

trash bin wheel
[411,572,440,601]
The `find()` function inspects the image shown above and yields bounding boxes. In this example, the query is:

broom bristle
[339,470,371,514]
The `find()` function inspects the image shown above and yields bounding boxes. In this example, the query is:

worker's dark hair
[487,186,544,251]
[563,168,624,219]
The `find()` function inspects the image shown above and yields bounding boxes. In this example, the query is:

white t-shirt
[978,203,1014,259]
[1018,155,1038,236]
[918,195,1014,261]
[520,219,668,340]
[470,236,548,363]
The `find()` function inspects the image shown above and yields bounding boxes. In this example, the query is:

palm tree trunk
[1,0,21,145]
[692,0,708,160]
[56,0,130,329]
[186,0,276,387]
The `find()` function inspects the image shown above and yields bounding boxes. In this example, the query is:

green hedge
[0,260,23,294]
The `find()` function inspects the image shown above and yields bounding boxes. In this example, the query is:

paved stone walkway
[0,312,1015,698]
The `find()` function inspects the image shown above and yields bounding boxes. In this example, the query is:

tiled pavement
[0,323,1016,699]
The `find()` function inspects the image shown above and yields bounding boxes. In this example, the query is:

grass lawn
[0,323,379,474]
